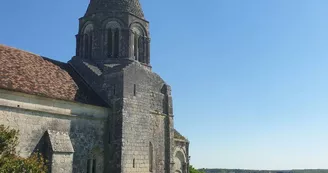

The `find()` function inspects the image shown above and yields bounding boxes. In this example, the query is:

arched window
[114,28,120,58]
[132,25,146,63]
[105,21,121,58]
[138,36,145,62]
[107,28,113,57]
[134,33,139,60]
[174,149,187,173]
[149,142,153,172]
[82,24,94,59]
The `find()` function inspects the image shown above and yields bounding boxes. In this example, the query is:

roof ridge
[67,61,110,107]
[0,44,41,57]
[0,44,68,65]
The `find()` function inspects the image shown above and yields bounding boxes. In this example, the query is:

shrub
[0,125,47,173]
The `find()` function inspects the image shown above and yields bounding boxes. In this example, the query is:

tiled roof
[0,44,107,107]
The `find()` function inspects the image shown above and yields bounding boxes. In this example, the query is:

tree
[0,125,47,173]
[190,165,205,173]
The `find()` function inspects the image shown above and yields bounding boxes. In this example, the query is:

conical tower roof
[85,0,144,19]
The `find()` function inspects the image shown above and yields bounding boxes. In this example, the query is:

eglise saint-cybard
[0,0,189,172]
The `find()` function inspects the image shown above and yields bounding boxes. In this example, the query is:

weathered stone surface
[0,0,190,173]
[51,153,74,173]
[47,130,74,153]
[72,0,190,172]
[0,90,108,173]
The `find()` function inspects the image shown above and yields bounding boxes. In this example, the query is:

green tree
[190,165,205,173]
[0,125,47,173]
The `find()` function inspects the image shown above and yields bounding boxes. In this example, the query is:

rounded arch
[105,21,122,29]
[103,20,122,58]
[80,23,94,59]
[130,22,148,63]
[174,147,187,173]
[101,18,125,29]
[130,22,147,37]
[81,22,94,34]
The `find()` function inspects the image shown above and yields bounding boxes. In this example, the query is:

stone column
[75,34,80,56]
[118,28,130,59]
[146,38,151,64]
[128,29,134,60]
[103,29,108,58]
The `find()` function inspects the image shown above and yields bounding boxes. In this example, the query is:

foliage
[0,125,18,157]
[190,165,205,173]
[0,125,47,173]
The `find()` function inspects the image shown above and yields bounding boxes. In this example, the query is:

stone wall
[0,89,109,173]
[121,62,173,173]
[173,139,189,173]
[52,153,74,173]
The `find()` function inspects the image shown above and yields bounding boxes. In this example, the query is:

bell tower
[75,0,151,66]
[69,1,180,173]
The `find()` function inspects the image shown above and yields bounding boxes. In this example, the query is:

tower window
[84,35,89,58]
[82,24,94,59]
[138,36,145,63]
[114,28,119,58]
[131,26,146,63]
[83,33,92,58]
[133,158,135,168]
[105,21,121,59]
[134,34,138,60]
[88,33,93,58]
[107,29,113,58]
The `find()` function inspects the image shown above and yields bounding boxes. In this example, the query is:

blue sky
[1,0,328,170]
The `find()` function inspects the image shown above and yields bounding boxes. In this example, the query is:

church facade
[0,0,189,173]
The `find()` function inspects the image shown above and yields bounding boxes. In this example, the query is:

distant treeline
[199,169,328,173]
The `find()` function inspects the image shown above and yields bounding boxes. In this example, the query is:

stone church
[0,0,189,173]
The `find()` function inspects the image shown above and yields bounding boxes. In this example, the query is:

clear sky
[1,0,328,170]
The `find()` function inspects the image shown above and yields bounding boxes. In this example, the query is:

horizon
[200,168,328,171]
[1,0,328,170]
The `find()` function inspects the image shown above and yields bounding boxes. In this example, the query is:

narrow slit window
[133,84,136,96]
[133,158,135,168]
[134,34,138,60]
[108,29,113,58]
[84,35,89,58]
[88,34,93,58]
[87,159,91,173]
[149,142,153,172]
[112,84,116,96]
[114,28,119,58]
[92,159,96,173]
[138,36,144,63]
